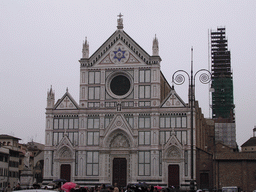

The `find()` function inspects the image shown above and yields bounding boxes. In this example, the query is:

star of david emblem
[113,48,126,61]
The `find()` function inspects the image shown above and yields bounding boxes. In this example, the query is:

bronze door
[113,158,127,187]
[60,164,71,182]
[168,165,179,188]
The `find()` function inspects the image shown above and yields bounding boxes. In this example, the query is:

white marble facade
[43,16,195,190]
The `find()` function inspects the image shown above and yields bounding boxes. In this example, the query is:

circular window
[110,75,130,96]
[106,72,133,99]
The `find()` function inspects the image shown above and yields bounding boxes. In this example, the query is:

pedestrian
[100,184,108,192]
[14,183,22,191]
[114,183,119,192]
[4,183,12,192]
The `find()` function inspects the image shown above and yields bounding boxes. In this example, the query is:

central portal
[60,164,71,182]
[112,158,127,187]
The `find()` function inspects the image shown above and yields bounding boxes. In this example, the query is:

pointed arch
[60,146,72,158]
[165,145,182,159]
[103,128,135,148]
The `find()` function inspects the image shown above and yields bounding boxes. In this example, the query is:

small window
[139,70,151,83]
[89,71,100,84]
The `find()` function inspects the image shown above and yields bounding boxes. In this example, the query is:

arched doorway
[61,164,71,182]
[112,158,127,187]
[168,164,179,188]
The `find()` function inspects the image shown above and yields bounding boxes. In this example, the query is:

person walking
[4,183,12,192]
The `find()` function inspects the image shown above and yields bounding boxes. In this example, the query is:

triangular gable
[97,40,142,66]
[87,30,152,67]
[163,133,183,159]
[54,91,79,110]
[104,114,134,138]
[164,133,182,149]
[161,89,186,108]
[98,53,114,65]
[102,114,136,148]
[55,135,75,159]
[57,134,74,150]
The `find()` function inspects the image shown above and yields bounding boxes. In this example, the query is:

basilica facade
[43,16,196,189]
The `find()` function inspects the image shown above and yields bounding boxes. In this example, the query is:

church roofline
[80,29,160,67]
[160,70,172,89]
[54,91,79,110]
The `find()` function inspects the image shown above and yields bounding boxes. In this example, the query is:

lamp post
[172,48,211,191]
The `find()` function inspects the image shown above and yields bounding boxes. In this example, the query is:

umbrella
[53,179,67,183]
[61,182,76,192]
[154,186,162,191]
[136,182,148,188]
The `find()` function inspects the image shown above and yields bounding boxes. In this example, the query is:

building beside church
[241,126,256,152]
[210,27,236,148]
[0,135,20,189]
[43,15,211,189]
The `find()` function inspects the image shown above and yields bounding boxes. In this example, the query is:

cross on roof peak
[117,13,124,29]
[117,13,123,19]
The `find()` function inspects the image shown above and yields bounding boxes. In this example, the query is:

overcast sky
[1,0,255,147]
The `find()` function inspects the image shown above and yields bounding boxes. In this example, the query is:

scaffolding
[211,27,234,121]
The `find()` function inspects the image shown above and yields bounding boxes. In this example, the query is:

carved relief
[110,134,130,148]
[57,96,77,109]
[99,54,114,65]
[59,146,72,159]
[116,120,122,126]
[162,93,185,108]
[125,53,140,64]
[110,45,129,64]
[62,150,71,158]
[166,146,181,158]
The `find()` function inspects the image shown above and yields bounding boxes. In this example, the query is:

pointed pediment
[98,53,114,65]
[96,40,142,66]
[54,91,79,110]
[57,135,73,148]
[103,114,136,148]
[85,30,154,67]
[56,135,75,159]
[163,134,183,159]
[164,134,182,149]
[161,89,186,108]
[105,114,133,134]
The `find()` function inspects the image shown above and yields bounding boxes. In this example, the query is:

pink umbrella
[154,186,162,191]
[61,182,76,192]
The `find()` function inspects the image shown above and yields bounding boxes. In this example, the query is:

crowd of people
[3,182,179,192]
[3,183,22,192]
[57,183,178,192]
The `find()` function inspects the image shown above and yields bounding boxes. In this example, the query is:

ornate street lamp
[172,48,211,191]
